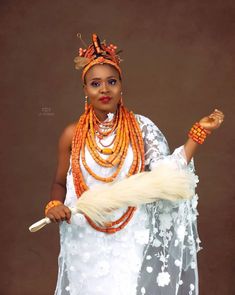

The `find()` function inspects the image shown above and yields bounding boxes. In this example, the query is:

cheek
[86,88,99,99]
[87,90,101,106]
[113,85,122,97]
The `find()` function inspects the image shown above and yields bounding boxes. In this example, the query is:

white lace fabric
[54,115,201,295]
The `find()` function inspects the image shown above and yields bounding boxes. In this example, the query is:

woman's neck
[93,108,117,122]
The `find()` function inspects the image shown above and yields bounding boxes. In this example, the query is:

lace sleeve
[135,114,201,295]
[135,115,170,171]
[136,114,195,172]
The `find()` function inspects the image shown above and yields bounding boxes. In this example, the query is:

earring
[85,96,88,112]
[120,92,123,106]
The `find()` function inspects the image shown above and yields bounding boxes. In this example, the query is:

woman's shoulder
[134,113,168,143]
[61,121,77,139]
[134,114,159,129]
[58,121,77,150]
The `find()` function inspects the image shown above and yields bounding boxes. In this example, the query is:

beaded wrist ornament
[188,122,211,144]
[45,200,63,216]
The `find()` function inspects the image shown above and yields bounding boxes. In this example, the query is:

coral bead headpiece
[74,33,122,82]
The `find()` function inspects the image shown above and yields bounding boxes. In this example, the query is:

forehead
[85,64,120,81]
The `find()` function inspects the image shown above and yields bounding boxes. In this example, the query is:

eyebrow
[89,76,117,81]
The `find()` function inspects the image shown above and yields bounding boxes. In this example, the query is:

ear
[83,84,88,96]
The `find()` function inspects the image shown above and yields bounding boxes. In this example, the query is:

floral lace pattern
[54,115,200,295]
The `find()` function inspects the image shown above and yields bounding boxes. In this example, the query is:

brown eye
[108,79,117,85]
[91,81,100,87]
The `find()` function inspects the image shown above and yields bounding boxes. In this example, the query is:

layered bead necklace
[71,104,145,233]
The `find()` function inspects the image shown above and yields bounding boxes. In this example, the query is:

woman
[45,34,224,295]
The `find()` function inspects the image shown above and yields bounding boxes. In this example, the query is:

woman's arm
[184,109,224,164]
[45,122,76,223]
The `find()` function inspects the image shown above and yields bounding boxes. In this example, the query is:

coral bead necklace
[71,104,145,233]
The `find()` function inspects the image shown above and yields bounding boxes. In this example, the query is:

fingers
[47,211,62,223]
[64,207,72,224]
[209,109,224,125]
[46,205,71,224]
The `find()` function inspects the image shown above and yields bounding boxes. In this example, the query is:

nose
[100,81,109,93]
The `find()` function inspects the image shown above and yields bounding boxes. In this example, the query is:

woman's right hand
[46,205,71,224]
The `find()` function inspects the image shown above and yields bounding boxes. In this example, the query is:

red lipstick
[99,96,111,103]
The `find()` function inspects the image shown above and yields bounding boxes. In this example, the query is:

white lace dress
[54,115,201,295]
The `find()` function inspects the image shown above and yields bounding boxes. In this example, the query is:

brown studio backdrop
[1,0,234,294]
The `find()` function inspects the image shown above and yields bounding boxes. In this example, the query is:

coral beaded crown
[74,33,122,82]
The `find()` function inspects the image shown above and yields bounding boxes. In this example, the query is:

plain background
[1,0,234,294]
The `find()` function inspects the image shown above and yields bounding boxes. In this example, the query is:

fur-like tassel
[29,163,197,232]
[76,163,198,225]
[74,56,90,69]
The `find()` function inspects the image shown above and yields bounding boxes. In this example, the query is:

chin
[98,104,118,113]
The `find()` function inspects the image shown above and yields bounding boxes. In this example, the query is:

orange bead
[101,148,113,155]
[71,105,145,233]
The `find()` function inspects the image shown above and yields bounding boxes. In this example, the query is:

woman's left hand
[199,109,224,131]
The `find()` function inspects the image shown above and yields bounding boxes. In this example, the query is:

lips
[99,96,111,103]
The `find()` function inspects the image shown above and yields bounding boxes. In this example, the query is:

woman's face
[83,64,122,121]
